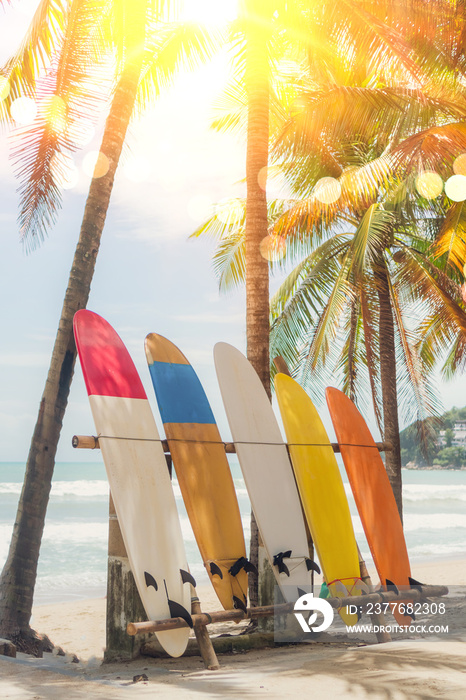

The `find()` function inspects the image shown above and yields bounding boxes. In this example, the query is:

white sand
[1,558,465,699]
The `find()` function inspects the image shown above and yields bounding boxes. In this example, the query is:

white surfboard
[214,342,316,602]
[74,310,193,658]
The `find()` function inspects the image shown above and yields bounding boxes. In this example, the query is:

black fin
[385,579,399,595]
[273,550,292,576]
[233,595,247,614]
[402,609,415,622]
[210,562,223,579]
[297,588,307,598]
[180,569,196,587]
[409,577,423,591]
[144,572,158,591]
[229,556,257,577]
[305,558,321,575]
[243,560,258,576]
[168,600,193,628]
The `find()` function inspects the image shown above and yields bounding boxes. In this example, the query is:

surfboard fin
[144,572,158,591]
[332,581,349,597]
[305,558,321,575]
[357,580,370,595]
[209,562,223,579]
[385,579,399,595]
[243,560,258,576]
[180,569,196,587]
[168,600,193,628]
[273,551,292,576]
[297,588,307,599]
[233,595,248,614]
[408,577,423,591]
[229,557,258,577]
[403,610,415,621]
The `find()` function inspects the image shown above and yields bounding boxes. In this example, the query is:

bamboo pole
[357,547,391,644]
[127,584,448,636]
[190,588,220,670]
[72,434,391,454]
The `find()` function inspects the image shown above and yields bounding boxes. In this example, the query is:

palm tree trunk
[374,259,403,520]
[0,48,144,654]
[244,0,271,607]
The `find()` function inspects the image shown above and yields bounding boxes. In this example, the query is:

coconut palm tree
[207,0,434,603]
[193,0,466,518]
[0,0,216,653]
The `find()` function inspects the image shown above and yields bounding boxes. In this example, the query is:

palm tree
[193,0,466,518]
[0,0,216,653]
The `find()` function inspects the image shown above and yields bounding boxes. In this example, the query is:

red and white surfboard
[73,309,193,658]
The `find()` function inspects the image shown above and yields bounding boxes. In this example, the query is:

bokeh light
[454,154,466,176]
[187,194,213,223]
[50,153,78,189]
[123,156,152,183]
[415,171,443,199]
[39,95,66,133]
[0,76,9,101]
[313,177,342,204]
[82,150,109,178]
[259,235,286,262]
[445,174,466,202]
[215,198,244,225]
[10,96,37,124]
[258,166,268,191]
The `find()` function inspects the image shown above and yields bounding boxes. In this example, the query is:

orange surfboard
[326,387,414,626]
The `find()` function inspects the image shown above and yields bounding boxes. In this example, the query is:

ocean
[0,460,465,605]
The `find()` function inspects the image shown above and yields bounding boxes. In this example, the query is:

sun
[180,0,238,25]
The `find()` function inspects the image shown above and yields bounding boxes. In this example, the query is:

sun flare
[180,0,238,26]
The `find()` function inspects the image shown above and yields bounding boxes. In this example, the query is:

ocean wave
[343,481,466,504]
[0,480,109,499]
[351,512,466,534]
[406,540,466,559]
[404,513,466,531]
[402,484,466,503]
[42,521,109,544]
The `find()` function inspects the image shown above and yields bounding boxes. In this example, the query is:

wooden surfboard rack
[72,434,392,454]
[127,583,448,666]
[128,583,449,635]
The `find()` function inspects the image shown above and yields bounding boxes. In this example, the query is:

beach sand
[1,558,465,699]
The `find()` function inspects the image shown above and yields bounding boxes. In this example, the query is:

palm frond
[359,280,383,432]
[350,203,396,276]
[270,236,350,386]
[137,21,221,113]
[210,78,247,135]
[1,0,69,123]
[391,122,466,174]
[336,294,366,403]
[387,259,442,439]
[326,0,422,83]
[432,201,466,273]
[212,230,245,292]
[11,0,106,249]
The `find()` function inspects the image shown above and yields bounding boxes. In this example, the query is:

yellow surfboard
[275,374,366,625]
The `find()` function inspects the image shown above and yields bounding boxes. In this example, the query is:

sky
[2,1,466,463]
